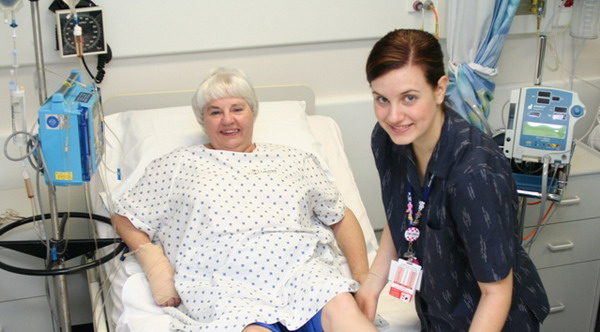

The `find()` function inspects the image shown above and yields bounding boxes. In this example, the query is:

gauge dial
[56,7,106,57]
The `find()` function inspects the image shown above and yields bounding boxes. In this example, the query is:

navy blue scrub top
[371,109,549,331]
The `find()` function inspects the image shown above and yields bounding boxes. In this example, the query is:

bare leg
[242,324,272,332]
[321,293,378,332]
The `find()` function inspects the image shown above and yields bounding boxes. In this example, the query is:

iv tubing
[527,155,552,247]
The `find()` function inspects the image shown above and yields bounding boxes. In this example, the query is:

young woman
[355,29,549,331]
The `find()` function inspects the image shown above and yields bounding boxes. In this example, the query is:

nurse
[355,29,550,331]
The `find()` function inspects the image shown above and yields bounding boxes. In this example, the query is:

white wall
[1,25,600,231]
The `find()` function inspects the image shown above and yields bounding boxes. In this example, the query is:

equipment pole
[29,1,72,331]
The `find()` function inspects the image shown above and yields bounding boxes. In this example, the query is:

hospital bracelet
[368,271,387,281]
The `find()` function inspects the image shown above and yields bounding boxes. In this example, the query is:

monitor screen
[522,121,566,139]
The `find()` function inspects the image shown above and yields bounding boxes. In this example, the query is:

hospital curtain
[445,0,520,134]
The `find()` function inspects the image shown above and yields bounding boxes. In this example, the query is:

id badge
[388,259,423,303]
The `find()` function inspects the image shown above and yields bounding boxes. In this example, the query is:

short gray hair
[191,67,258,127]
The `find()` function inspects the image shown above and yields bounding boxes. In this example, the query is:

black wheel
[0,212,125,276]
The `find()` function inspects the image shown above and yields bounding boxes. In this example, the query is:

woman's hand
[112,214,182,307]
[135,242,182,307]
[160,296,182,307]
[355,222,397,321]
[355,272,386,322]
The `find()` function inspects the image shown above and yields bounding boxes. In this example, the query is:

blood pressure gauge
[56,7,106,57]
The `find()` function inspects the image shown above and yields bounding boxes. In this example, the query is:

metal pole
[29,1,71,331]
[533,34,547,86]
[49,188,72,332]
[29,0,47,103]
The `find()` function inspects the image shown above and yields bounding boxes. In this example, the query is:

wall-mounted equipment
[55,6,106,57]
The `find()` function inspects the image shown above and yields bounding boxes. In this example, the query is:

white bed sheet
[91,101,420,331]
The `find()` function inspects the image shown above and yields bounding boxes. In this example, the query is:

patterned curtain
[445,0,520,134]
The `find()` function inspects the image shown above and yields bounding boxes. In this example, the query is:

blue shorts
[253,310,323,332]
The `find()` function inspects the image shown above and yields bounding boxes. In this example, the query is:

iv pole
[516,34,549,246]
[29,1,72,331]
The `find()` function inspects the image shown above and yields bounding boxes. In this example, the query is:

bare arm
[469,270,513,332]
[355,222,398,321]
[111,213,151,250]
[330,208,369,284]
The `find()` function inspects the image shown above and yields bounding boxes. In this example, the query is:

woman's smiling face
[370,65,447,150]
[203,97,255,152]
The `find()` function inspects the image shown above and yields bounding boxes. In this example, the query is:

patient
[111,67,378,332]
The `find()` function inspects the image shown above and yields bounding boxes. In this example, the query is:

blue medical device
[38,70,104,186]
[503,86,586,199]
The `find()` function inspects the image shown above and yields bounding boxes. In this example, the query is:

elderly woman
[111,68,377,332]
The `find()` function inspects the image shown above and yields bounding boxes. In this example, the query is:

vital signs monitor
[504,87,585,164]
[503,86,585,199]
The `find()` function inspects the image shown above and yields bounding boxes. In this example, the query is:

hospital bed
[88,84,420,332]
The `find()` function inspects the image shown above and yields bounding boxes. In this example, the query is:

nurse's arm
[355,222,397,321]
[469,269,513,332]
[330,208,369,284]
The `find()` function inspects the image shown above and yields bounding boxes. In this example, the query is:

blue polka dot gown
[115,143,358,331]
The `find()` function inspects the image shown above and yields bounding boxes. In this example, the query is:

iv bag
[570,0,600,39]
[0,0,21,10]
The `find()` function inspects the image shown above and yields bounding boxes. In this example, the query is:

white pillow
[99,100,331,207]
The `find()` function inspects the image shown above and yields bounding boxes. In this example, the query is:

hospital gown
[115,143,358,331]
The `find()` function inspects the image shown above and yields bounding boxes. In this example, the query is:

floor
[596,305,600,332]
[374,229,383,242]
[72,323,94,331]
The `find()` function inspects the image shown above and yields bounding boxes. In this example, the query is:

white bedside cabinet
[522,143,600,332]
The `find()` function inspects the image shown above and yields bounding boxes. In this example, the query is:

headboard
[101,84,316,115]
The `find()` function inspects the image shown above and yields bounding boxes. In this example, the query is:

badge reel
[388,175,433,303]
[388,227,423,303]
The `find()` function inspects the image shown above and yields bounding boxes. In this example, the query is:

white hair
[191,67,258,127]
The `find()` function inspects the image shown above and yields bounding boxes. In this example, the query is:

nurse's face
[203,97,255,152]
[371,65,447,151]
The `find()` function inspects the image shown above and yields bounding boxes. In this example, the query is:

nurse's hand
[355,272,386,322]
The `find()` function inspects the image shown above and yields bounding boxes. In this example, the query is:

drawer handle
[547,241,574,252]
[556,195,580,206]
[549,303,565,314]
